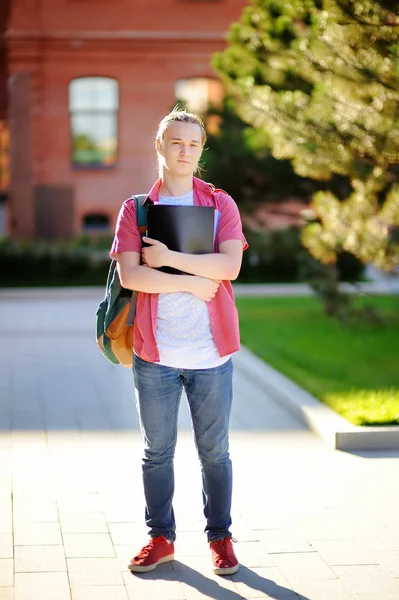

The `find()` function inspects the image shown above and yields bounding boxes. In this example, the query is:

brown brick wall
[0,51,7,120]
[9,0,246,33]
[8,71,35,238]
[0,0,10,120]
[6,0,248,237]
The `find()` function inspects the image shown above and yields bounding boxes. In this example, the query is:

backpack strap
[133,194,148,233]
[125,194,148,326]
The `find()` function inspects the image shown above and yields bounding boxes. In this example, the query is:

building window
[175,77,223,116]
[82,213,110,233]
[69,77,119,168]
[175,77,224,134]
[0,121,10,191]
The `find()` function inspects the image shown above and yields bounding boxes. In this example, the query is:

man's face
[158,121,204,176]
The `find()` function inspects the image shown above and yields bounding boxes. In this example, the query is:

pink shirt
[110,176,248,363]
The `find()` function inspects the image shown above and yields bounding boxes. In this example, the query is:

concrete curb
[235,346,399,451]
[233,281,399,296]
[0,287,104,299]
[1,280,398,300]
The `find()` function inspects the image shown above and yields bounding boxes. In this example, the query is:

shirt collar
[144,176,213,206]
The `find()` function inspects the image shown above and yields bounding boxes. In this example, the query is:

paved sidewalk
[0,293,398,600]
[1,278,399,300]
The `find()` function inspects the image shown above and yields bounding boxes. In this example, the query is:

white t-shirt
[155,190,231,369]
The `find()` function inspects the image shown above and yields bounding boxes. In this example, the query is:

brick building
[2,0,247,239]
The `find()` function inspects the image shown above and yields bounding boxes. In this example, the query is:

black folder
[146,204,215,275]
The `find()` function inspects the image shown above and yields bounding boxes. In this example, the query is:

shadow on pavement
[348,449,399,459]
[128,561,308,600]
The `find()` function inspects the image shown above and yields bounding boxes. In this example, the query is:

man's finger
[142,237,158,245]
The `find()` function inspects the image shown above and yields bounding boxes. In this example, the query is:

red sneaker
[128,536,174,573]
[210,536,239,575]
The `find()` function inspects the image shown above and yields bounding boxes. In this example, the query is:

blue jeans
[133,354,234,542]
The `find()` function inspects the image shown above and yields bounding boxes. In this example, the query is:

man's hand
[188,277,221,302]
[141,237,171,269]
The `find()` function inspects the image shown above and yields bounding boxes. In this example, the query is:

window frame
[82,212,111,233]
[0,120,10,192]
[69,76,119,170]
[174,76,224,118]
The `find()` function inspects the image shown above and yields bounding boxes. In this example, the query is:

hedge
[0,229,364,287]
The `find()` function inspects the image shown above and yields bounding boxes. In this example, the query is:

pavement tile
[173,511,206,533]
[292,511,362,542]
[114,546,134,572]
[102,503,143,523]
[11,464,51,483]
[332,565,399,600]
[271,552,338,583]
[232,520,259,542]
[14,572,71,600]
[0,435,11,450]
[59,511,109,534]
[309,539,379,566]
[71,587,129,600]
[63,534,115,558]
[0,559,13,586]
[0,535,13,559]
[123,566,185,600]
[0,589,13,600]
[57,493,103,513]
[231,566,298,599]
[53,476,99,495]
[174,532,209,557]
[363,527,399,552]
[0,478,12,499]
[0,452,11,478]
[0,513,12,535]
[67,557,124,586]
[98,484,143,503]
[235,542,275,568]
[11,447,49,468]
[240,512,297,532]
[107,523,148,546]
[104,506,142,523]
[172,558,240,598]
[178,580,241,599]
[11,482,55,504]
[294,578,357,600]
[0,497,11,515]
[173,555,235,580]
[377,550,399,577]
[46,431,82,447]
[12,502,58,523]
[13,523,62,546]
[11,440,49,457]
[255,530,314,555]
[14,545,66,572]
[10,432,47,446]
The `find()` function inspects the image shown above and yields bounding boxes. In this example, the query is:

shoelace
[212,537,237,560]
[134,537,165,560]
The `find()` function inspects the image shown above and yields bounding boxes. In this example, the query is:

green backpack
[96,194,147,367]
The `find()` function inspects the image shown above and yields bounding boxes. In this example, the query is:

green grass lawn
[236,295,399,427]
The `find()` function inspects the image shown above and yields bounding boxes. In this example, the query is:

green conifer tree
[214,0,399,273]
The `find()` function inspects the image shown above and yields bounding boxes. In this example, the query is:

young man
[110,108,247,575]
